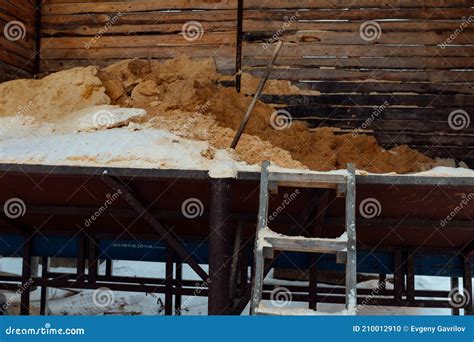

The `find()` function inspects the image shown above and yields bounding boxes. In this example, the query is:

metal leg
[175,259,182,315]
[394,250,403,303]
[105,259,113,277]
[406,252,415,302]
[230,220,244,301]
[20,238,32,316]
[165,248,173,315]
[208,178,232,315]
[238,244,249,298]
[88,236,98,284]
[40,256,49,316]
[463,255,473,315]
[77,235,86,283]
[451,277,460,316]
[309,255,318,310]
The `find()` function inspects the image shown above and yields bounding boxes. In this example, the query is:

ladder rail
[251,161,358,316]
[345,164,357,313]
[250,160,270,315]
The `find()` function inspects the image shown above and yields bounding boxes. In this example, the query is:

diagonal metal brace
[101,175,209,281]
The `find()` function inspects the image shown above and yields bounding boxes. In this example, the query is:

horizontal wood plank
[30,0,474,166]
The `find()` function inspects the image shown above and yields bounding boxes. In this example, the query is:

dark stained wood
[0,0,38,78]
[2,0,472,165]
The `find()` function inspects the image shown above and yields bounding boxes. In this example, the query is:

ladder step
[261,227,348,254]
[268,172,346,185]
[256,304,355,316]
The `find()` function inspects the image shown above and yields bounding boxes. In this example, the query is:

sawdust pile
[0,66,110,121]
[0,55,435,173]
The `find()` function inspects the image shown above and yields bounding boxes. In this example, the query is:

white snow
[0,114,254,178]
[406,166,474,177]
[1,108,472,180]
[0,257,461,316]
[74,105,147,132]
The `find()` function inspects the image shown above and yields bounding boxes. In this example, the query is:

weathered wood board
[1,0,472,166]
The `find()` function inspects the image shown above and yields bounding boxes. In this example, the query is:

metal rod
[309,256,318,310]
[175,259,182,315]
[235,0,244,92]
[451,277,460,315]
[105,259,113,277]
[102,175,209,281]
[230,41,283,149]
[165,248,173,315]
[407,252,415,302]
[208,178,232,315]
[463,254,473,315]
[229,220,244,301]
[40,256,49,316]
[239,243,249,298]
[20,238,32,316]
[394,250,403,302]
[77,235,86,283]
[88,236,98,283]
[234,257,275,315]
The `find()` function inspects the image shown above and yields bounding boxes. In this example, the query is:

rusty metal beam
[208,178,232,315]
[101,175,209,281]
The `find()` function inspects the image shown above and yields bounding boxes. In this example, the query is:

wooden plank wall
[0,0,38,81]
[38,0,474,166]
[241,0,474,166]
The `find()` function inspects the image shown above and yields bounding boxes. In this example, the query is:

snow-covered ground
[0,258,456,316]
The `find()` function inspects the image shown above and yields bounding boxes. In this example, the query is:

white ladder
[250,161,357,315]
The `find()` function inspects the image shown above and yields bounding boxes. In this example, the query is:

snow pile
[74,105,147,132]
[0,116,254,178]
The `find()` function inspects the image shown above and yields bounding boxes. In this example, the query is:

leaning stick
[230,40,283,149]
